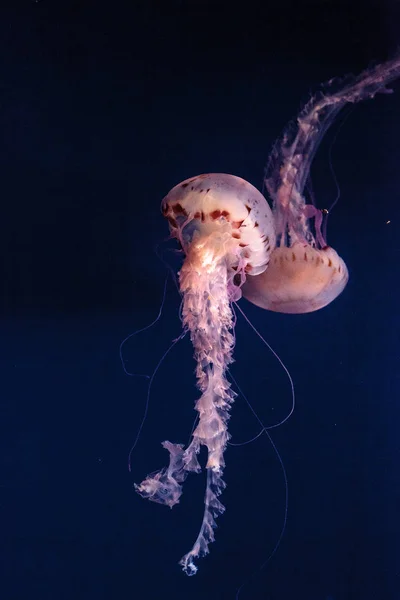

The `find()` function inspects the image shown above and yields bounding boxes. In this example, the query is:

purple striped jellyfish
[243,55,400,313]
[136,174,276,575]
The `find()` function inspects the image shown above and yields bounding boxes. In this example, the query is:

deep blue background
[1,1,399,599]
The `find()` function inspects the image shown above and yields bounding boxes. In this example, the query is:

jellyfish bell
[242,241,348,314]
[241,177,350,315]
[161,173,276,300]
[242,202,349,314]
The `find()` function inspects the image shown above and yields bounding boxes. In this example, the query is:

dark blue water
[1,2,399,599]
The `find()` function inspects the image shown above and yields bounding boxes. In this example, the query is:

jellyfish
[133,56,400,576]
[243,55,400,313]
[135,174,275,575]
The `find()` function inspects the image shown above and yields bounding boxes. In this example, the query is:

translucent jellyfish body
[242,242,349,314]
[243,55,400,313]
[162,173,276,297]
[136,174,275,575]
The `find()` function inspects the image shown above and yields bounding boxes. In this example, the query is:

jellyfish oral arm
[179,238,236,475]
[267,55,400,248]
[136,232,237,575]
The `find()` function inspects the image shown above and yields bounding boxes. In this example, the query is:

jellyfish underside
[240,154,350,314]
[243,242,348,313]
[134,55,400,575]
